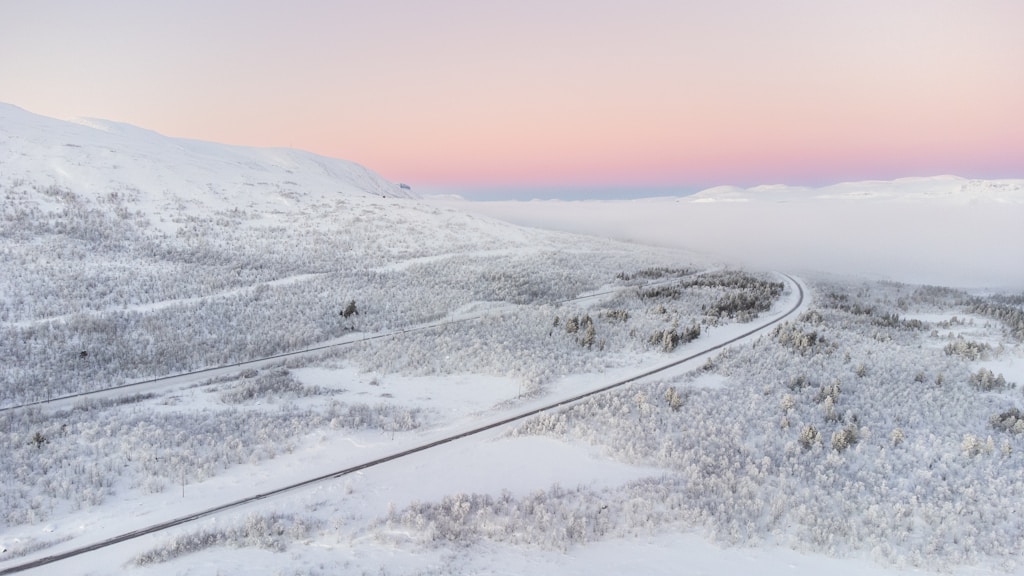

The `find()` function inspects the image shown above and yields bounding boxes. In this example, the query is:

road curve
[1,269,702,414]
[0,274,804,574]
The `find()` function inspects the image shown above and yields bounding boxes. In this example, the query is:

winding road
[0,273,804,574]
[1,268,707,415]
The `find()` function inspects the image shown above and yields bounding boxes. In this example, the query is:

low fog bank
[428,193,1024,290]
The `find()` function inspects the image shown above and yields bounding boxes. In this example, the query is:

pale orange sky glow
[2,1,1022,193]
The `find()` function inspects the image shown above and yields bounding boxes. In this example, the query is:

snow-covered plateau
[1,103,1022,575]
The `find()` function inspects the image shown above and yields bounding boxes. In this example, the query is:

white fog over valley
[1,104,1023,576]
[429,177,1024,290]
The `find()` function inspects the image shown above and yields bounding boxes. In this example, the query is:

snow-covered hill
[0,103,688,401]
[689,175,1024,205]
[0,102,411,222]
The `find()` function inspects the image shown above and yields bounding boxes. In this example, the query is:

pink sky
[2,1,1022,190]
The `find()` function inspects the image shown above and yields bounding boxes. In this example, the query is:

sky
[2,1,1023,197]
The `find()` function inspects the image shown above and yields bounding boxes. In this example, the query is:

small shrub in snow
[133,512,319,565]
[815,381,841,405]
[823,396,839,423]
[990,408,1024,434]
[773,323,827,355]
[219,368,323,404]
[798,425,821,449]
[564,316,579,334]
[602,309,629,322]
[559,314,596,348]
[664,387,683,411]
[830,424,859,452]
[779,394,795,412]
[969,368,1009,392]
[580,321,597,349]
[799,309,824,324]
[889,428,905,447]
[873,312,925,331]
[944,338,990,361]
[29,431,47,449]
[340,299,358,318]
[649,322,700,352]
[960,434,994,457]
[787,374,812,391]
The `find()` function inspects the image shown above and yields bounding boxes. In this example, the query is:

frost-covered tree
[798,424,820,449]
[341,299,359,318]
[830,424,858,452]
[564,316,579,334]
[969,367,1009,391]
[664,387,683,411]
[581,322,596,349]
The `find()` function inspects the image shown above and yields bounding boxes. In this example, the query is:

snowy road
[0,274,804,574]
[0,269,709,414]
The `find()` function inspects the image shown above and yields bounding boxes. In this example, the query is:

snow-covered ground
[2,105,1022,575]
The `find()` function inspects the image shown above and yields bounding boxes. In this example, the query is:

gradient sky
[2,1,1022,195]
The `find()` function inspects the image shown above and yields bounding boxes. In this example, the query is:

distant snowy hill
[0,102,412,219]
[689,175,1024,205]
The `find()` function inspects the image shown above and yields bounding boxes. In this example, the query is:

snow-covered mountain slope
[0,102,411,220]
[0,102,696,397]
[0,102,608,270]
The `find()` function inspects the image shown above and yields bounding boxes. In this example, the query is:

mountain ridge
[0,103,413,219]
[688,174,1024,204]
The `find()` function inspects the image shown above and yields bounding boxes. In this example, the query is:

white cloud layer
[429,177,1024,289]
